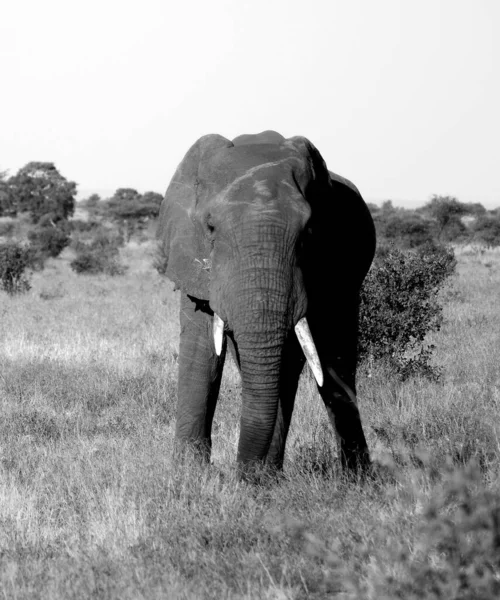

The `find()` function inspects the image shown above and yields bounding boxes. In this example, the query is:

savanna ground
[1,239,499,599]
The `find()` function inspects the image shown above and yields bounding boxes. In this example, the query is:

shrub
[70,251,103,275]
[71,219,100,233]
[367,463,500,599]
[7,161,76,223]
[70,250,123,276]
[0,242,32,294]
[89,229,125,251]
[380,212,434,248]
[71,224,124,254]
[70,231,126,276]
[422,195,468,241]
[0,220,15,237]
[471,215,500,247]
[27,224,70,258]
[358,242,456,380]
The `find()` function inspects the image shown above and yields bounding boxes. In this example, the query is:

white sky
[1,0,499,207]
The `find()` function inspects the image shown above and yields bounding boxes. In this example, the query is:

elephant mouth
[212,313,323,387]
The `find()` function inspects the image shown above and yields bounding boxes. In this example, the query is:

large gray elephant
[157,130,375,476]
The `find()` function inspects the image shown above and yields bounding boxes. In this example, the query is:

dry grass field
[1,241,499,599]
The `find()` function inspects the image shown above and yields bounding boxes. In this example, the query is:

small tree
[423,195,468,241]
[8,162,76,223]
[78,193,102,219]
[82,193,101,208]
[462,202,487,217]
[0,170,16,217]
[359,243,456,379]
[0,242,32,294]
[70,229,126,276]
[381,200,396,215]
[28,224,70,258]
[103,188,163,220]
[99,188,163,240]
[471,215,500,247]
[382,212,434,248]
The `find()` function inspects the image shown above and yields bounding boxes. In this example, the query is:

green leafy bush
[471,215,500,247]
[358,243,456,379]
[70,231,126,276]
[90,188,163,241]
[0,220,15,237]
[71,219,100,233]
[381,212,434,248]
[366,463,500,599]
[0,242,32,294]
[422,195,469,242]
[7,161,76,222]
[28,224,70,258]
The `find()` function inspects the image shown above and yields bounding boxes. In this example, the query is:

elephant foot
[340,445,372,480]
[236,459,284,486]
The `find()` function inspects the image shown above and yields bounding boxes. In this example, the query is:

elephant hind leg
[318,364,370,473]
[176,294,226,462]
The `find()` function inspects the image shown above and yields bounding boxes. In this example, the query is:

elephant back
[232,130,285,146]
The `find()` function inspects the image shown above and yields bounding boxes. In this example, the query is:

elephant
[157,130,375,476]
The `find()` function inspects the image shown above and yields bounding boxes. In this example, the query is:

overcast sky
[1,0,499,207]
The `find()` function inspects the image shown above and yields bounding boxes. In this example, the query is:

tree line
[371,197,500,248]
[0,162,164,283]
[2,161,499,247]
[0,162,163,228]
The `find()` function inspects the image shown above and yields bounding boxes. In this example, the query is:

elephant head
[157,130,375,474]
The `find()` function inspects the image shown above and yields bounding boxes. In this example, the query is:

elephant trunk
[236,329,286,467]
[228,266,292,468]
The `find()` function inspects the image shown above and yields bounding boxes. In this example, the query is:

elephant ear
[287,136,376,288]
[157,134,233,299]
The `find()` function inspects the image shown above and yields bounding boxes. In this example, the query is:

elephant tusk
[213,313,225,356]
[295,318,324,387]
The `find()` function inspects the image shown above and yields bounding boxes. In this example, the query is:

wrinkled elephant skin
[157,130,376,476]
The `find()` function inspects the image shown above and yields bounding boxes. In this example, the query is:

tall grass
[1,242,499,598]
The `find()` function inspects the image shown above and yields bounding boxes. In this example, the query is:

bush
[70,251,124,276]
[358,243,456,380]
[89,229,125,251]
[70,231,126,276]
[367,463,500,599]
[0,220,15,237]
[471,215,500,247]
[379,212,434,248]
[0,242,32,294]
[7,162,76,223]
[71,219,100,233]
[28,224,70,258]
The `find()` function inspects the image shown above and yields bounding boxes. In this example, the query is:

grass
[1,239,500,598]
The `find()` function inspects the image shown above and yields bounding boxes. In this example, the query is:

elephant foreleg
[175,294,226,461]
[318,363,370,473]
